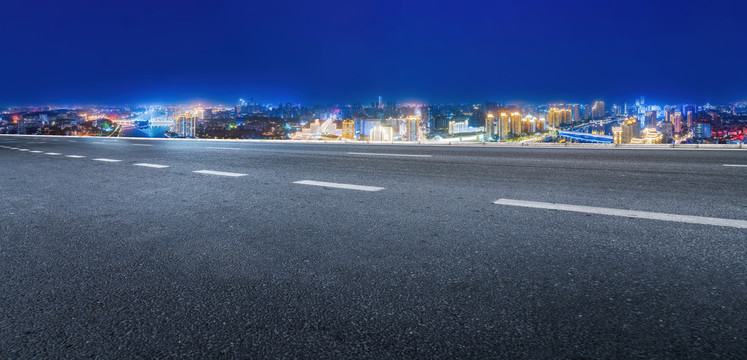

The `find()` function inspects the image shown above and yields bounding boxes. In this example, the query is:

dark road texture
[1,135,745,358]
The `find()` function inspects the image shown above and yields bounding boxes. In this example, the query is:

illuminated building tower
[686,111,693,128]
[693,122,711,139]
[448,120,469,134]
[591,101,605,120]
[673,111,683,134]
[547,108,558,128]
[342,119,355,140]
[645,111,657,128]
[665,110,673,123]
[370,125,393,141]
[611,117,639,143]
[661,121,674,143]
[174,115,196,137]
[485,113,495,137]
[498,113,509,139]
[420,106,430,134]
[510,112,522,136]
[537,117,545,132]
[547,108,570,128]
[572,104,580,123]
[405,117,421,141]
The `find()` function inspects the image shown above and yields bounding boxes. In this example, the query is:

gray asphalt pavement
[1,135,745,359]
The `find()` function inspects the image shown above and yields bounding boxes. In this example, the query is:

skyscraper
[645,111,657,128]
[370,125,393,141]
[342,119,355,140]
[510,112,522,136]
[686,111,693,128]
[591,101,605,120]
[485,113,495,137]
[497,113,509,139]
[673,112,683,134]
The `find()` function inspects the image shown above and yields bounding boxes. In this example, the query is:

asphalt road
[1,135,745,359]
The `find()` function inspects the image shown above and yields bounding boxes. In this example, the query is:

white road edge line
[134,163,170,168]
[293,180,385,192]
[723,164,747,167]
[93,158,122,162]
[193,170,247,177]
[45,152,62,155]
[347,152,432,158]
[65,155,86,158]
[493,198,747,229]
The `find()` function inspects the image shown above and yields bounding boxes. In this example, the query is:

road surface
[1,135,745,358]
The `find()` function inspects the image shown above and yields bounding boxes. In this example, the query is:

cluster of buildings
[1,97,746,144]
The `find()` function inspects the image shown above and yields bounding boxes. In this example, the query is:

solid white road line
[206,146,241,150]
[45,152,61,155]
[65,155,86,158]
[193,170,247,177]
[134,163,169,168]
[493,198,747,229]
[131,144,153,147]
[93,158,122,162]
[723,164,747,167]
[30,150,43,153]
[347,152,432,158]
[293,180,385,192]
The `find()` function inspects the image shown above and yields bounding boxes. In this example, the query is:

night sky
[1,0,745,106]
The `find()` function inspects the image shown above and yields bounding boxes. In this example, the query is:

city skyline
[2,0,746,105]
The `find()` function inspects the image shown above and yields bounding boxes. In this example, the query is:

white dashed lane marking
[132,144,153,147]
[293,180,385,192]
[193,170,247,177]
[65,155,86,158]
[493,198,747,229]
[723,164,747,167]
[134,163,170,168]
[45,152,61,155]
[93,158,122,162]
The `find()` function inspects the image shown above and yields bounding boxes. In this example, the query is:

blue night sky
[1,0,745,105]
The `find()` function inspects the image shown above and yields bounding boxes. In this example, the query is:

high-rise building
[547,107,570,128]
[405,117,422,141]
[370,125,393,141]
[591,101,605,120]
[660,121,674,143]
[686,111,693,128]
[612,117,639,144]
[448,120,469,134]
[497,113,509,139]
[341,119,355,140]
[174,114,196,137]
[510,112,522,136]
[645,111,657,128]
[572,104,580,123]
[485,113,495,137]
[672,111,683,134]
[693,122,711,139]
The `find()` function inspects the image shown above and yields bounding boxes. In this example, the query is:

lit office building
[342,119,355,140]
[370,125,394,141]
